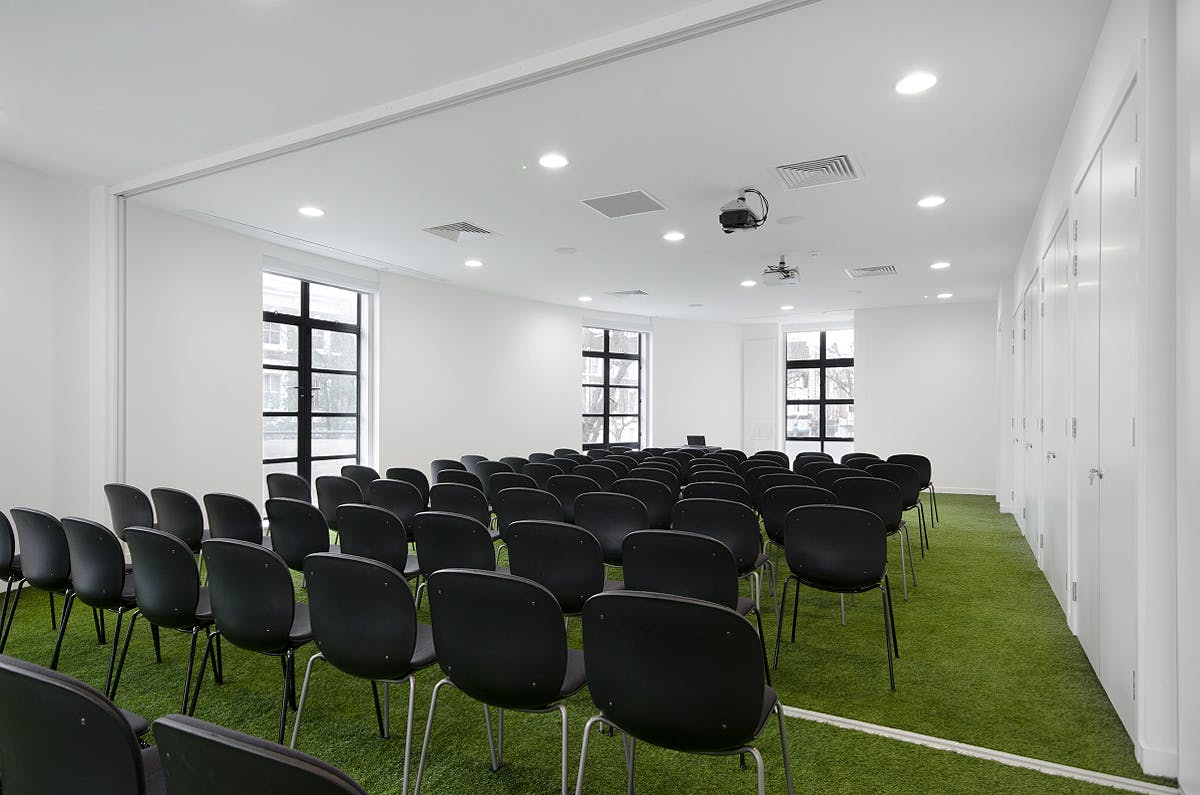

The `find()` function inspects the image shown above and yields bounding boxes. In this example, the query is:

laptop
[686,435,706,446]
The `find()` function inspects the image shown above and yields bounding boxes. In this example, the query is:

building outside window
[785,328,854,457]
[582,326,646,449]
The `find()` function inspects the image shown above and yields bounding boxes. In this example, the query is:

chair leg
[50,592,76,670]
[556,703,570,795]
[574,715,606,795]
[103,608,126,696]
[624,734,636,795]
[484,704,504,771]
[93,606,105,644]
[110,612,139,700]
[751,606,771,686]
[773,577,791,669]
[884,574,899,658]
[902,525,917,588]
[790,579,801,643]
[415,581,426,612]
[151,623,162,663]
[403,677,418,795]
[178,626,201,712]
[414,678,452,795]
[747,746,766,795]
[371,681,387,739]
[189,631,216,716]
[776,701,795,795]
[291,652,323,749]
[0,577,13,649]
[213,632,224,684]
[917,503,928,555]
[840,595,845,626]
[277,648,294,744]
[895,535,909,601]
[49,591,56,629]
[0,579,24,654]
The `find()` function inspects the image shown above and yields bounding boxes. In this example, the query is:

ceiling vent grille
[581,191,665,219]
[775,155,860,190]
[606,289,649,298]
[845,265,897,279]
[422,221,495,242]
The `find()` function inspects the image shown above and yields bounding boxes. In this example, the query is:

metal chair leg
[277,648,294,744]
[110,611,139,700]
[189,631,216,716]
[49,591,56,629]
[403,677,418,795]
[624,733,636,795]
[103,608,126,696]
[371,681,386,739]
[773,577,791,669]
[884,574,899,658]
[895,534,909,601]
[93,606,105,644]
[50,592,76,670]
[291,652,323,749]
[751,606,771,685]
[882,585,896,691]
[748,746,766,795]
[414,678,452,795]
[0,579,24,653]
[903,525,917,588]
[574,715,606,795]
[776,701,795,795]
[151,623,162,663]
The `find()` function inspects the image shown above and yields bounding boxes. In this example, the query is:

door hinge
[1134,112,1139,143]
[1072,254,1079,276]
[1133,670,1137,701]
[1132,417,1136,447]
[1071,418,1077,438]
[1022,507,1026,519]
[1072,581,1078,601]
[1133,166,1138,197]
[1072,219,1078,241]
[1039,533,1044,549]
[1040,418,1044,432]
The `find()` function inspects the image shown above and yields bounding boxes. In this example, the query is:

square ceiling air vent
[776,155,861,190]
[581,191,665,219]
[422,221,495,242]
[845,265,897,279]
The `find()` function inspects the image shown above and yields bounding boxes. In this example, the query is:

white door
[1023,277,1042,556]
[1043,218,1071,612]
[1012,304,1025,530]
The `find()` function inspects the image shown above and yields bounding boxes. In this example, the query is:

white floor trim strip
[779,704,1178,795]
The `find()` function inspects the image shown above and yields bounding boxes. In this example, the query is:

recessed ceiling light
[917,195,946,208]
[740,280,757,288]
[930,261,951,270]
[555,247,578,255]
[297,206,324,217]
[780,305,795,311]
[464,259,483,268]
[937,292,953,299]
[538,152,569,169]
[662,231,686,242]
[578,295,592,302]
[896,72,938,95]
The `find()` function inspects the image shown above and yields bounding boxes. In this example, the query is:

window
[785,329,854,451]
[262,273,366,485]
[582,327,645,449]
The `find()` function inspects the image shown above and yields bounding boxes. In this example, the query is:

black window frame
[582,327,644,450]
[784,330,854,450]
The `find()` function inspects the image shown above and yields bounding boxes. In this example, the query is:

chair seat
[558,649,587,699]
[121,576,137,603]
[122,707,151,738]
[602,579,624,592]
[404,554,420,580]
[754,688,779,738]
[412,622,437,668]
[735,596,756,616]
[195,587,214,622]
[142,746,167,795]
[328,543,341,555]
[2,552,20,578]
[289,603,313,645]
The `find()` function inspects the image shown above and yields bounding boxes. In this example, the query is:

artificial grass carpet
[0,494,1164,793]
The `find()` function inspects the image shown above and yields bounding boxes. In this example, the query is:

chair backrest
[608,446,632,455]
[585,449,609,460]
[337,504,410,573]
[428,482,492,527]
[124,528,202,630]
[624,450,649,464]
[553,448,579,457]
[411,511,496,576]
[10,508,71,590]
[644,456,681,474]
[493,488,563,534]
[459,455,488,476]
[663,451,694,475]
[582,592,765,753]
[204,493,265,544]
[688,469,743,486]
[545,456,579,473]
[528,452,553,463]
[783,505,887,590]
[437,468,485,491]
[832,477,904,532]
[0,656,150,793]
[792,453,831,473]
[641,447,665,456]
[503,520,604,614]
[845,457,880,471]
[622,530,738,609]
[153,713,368,795]
[720,449,748,462]
[680,481,753,508]
[104,482,153,541]
[202,539,297,653]
[304,553,417,681]
[611,478,674,529]
[430,459,466,483]
[499,456,530,473]
[691,456,729,470]
[383,467,430,506]
[711,451,741,468]
[742,466,787,505]
[815,466,863,490]
[841,452,880,465]
[802,460,841,478]
[315,476,364,530]
[573,463,617,490]
[574,492,649,565]
[0,511,15,578]
[340,465,381,501]
[567,453,593,465]
[866,462,923,506]
[266,472,312,503]
[750,450,789,468]
[264,498,331,572]
[426,569,567,709]
[670,498,762,573]
[760,485,838,545]
[609,454,639,471]
[522,462,564,490]
[546,474,601,523]
[887,454,932,487]
[61,517,127,608]
[151,487,206,550]
[490,472,538,494]
[476,460,515,501]
[627,466,680,493]
[758,472,815,491]
[369,479,425,527]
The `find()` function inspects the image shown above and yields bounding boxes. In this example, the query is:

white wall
[649,318,741,449]
[856,301,997,493]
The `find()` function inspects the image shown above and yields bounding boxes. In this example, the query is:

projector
[719,188,768,233]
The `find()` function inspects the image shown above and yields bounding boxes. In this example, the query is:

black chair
[644,456,682,474]
[624,450,649,464]
[315,476,364,539]
[265,498,335,575]
[553,447,579,457]
[841,452,880,466]
[105,482,154,542]
[268,472,312,502]
[609,454,639,472]
[750,450,789,468]
[642,447,666,456]
[888,453,938,526]
[116,527,220,713]
[411,511,498,608]
[151,487,208,554]
[430,459,466,484]
[576,591,793,795]
[193,539,313,744]
[371,478,427,528]
[459,455,489,477]
[437,467,485,490]
[545,456,579,473]
[337,504,420,583]
[815,466,862,491]
[833,477,916,601]
[721,449,748,462]
[477,460,515,503]
[5,508,76,667]
[612,478,674,529]
[428,483,497,541]
[154,713,366,795]
[204,493,269,546]
[760,485,837,559]
[774,505,898,690]
[385,467,431,508]
[415,569,585,795]
[692,456,730,470]
[0,655,164,794]
[292,554,436,794]
[489,471,538,495]
[609,446,632,455]
[502,520,614,617]
[799,459,839,479]
[663,451,694,476]
[868,462,929,554]
[0,511,21,653]
[499,456,530,473]
[712,451,741,468]
[546,474,601,524]
[493,487,563,535]
[681,480,754,508]
[61,517,139,696]
[845,457,880,472]
[573,463,617,490]
[690,469,743,486]
[565,453,592,466]
[585,449,609,460]
[523,462,564,490]
[528,452,554,463]
[574,492,648,567]
[758,472,816,492]
[737,459,778,478]
[791,453,831,474]
[672,498,774,613]
[628,466,680,493]
[340,465,381,502]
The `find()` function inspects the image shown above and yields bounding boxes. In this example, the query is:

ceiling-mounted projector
[719,187,769,233]
[762,255,800,286]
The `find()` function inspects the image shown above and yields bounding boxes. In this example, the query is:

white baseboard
[1138,742,1179,779]
[934,487,996,496]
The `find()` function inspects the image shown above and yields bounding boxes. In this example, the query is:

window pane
[583,386,605,414]
[582,357,603,385]
[608,387,638,415]
[786,405,819,438]
[826,329,854,359]
[312,373,357,413]
[826,403,855,438]
[264,416,298,459]
[312,329,358,371]
[609,358,639,386]
[309,283,358,324]
[263,369,299,412]
[312,416,357,457]
[609,331,639,355]
[786,368,819,401]
[611,416,639,444]
[263,273,301,315]
[583,327,605,352]
[312,457,357,482]
[825,367,855,400]
[263,322,299,366]
[582,416,604,445]
[786,331,820,362]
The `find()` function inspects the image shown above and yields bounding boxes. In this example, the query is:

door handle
[1087,467,1104,485]
[1046,451,1056,461]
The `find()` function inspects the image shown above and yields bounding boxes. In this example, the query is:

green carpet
[0,495,1170,793]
